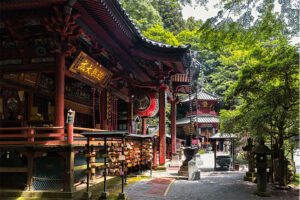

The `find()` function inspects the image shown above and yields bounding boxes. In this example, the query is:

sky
[182,0,220,21]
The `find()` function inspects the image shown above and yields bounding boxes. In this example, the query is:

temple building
[0,0,198,197]
[176,88,220,148]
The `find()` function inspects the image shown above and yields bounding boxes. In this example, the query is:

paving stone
[125,153,299,200]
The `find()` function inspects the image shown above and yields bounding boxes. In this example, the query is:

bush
[198,150,205,155]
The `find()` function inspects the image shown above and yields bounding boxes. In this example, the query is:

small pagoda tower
[176,88,220,147]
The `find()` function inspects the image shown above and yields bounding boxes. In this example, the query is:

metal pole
[104,137,107,192]
[140,139,143,173]
[232,138,235,170]
[86,137,90,193]
[122,136,125,193]
[214,140,216,170]
[125,137,127,184]
[150,159,153,177]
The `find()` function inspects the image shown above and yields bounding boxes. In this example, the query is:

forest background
[120,0,299,185]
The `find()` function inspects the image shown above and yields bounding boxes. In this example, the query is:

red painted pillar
[166,143,170,159]
[142,118,147,135]
[153,140,157,169]
[171,100,176,154]
[55,53,65,140]
[159,87,166,165]
[101,89,107,130]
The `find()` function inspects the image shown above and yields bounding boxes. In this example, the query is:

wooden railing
[0,126,66,145]
[0,125,108,145]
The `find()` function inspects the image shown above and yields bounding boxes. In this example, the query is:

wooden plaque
[69,51,113,88]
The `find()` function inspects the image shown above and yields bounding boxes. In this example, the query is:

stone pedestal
[178,147,197,177]
[188,160,200,180]
[178,165,189,176]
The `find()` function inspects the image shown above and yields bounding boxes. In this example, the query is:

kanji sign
[69,51,113,87]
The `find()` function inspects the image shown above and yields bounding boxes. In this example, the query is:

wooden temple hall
[0,0,197,195]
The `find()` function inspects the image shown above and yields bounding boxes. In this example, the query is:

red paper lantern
[133,91,158,117]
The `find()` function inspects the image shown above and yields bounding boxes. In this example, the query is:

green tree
[151,0,186,34]
[222,40,299,186]
[142,25,181,46]
[185,17,203,31]
[120,0,163,31]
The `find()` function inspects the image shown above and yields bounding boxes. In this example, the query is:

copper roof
[176,115,219,125]
[180,89,220,102]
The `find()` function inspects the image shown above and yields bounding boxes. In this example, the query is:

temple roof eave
[176,115,219,125]
[180,88,220,102]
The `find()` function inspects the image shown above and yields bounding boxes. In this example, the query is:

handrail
[0,126,67,145]
[73,127,107,132]
[0,126,109,145]
[0,127,64,131]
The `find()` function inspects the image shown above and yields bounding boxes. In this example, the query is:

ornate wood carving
[40,6,82,56]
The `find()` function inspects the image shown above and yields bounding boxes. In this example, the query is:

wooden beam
[0,63,55,73]
[0,78,35,92]
[0,167,27,172]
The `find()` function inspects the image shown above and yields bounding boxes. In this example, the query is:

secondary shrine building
[176,89,220,148]
[0,0,196,197]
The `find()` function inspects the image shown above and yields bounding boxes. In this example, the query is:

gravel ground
[126,172,299,200]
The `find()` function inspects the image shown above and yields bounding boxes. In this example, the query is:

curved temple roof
[176,115,219,125]
[180,88,220,102]
[0,0,196,100]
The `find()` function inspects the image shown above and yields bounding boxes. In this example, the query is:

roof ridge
[198,88,220,98]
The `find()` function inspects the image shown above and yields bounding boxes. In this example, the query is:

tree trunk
[278,133,287,186]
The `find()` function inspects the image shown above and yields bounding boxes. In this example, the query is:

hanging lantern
[133,91,158,117]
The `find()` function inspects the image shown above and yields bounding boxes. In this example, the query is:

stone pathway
[126,153,299,200]
[126,172,299,200]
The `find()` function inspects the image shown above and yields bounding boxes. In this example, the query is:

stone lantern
[253,139,271,197]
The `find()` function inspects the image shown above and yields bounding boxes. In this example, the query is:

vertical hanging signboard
[69,51,113,88]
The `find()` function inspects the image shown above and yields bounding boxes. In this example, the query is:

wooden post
[153,139,157,169]
[142,118,147,135]
[104,137,107,192]
[86,137,90,193]
[159,87,166,165]
[64,149,74,192]
[26,149,34,191]
[127,102,132,134]
[171,100,176,154]
[91,148,95,180]
[67,109,74,144]
[55,53,65,140]
[167,143,170,159]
